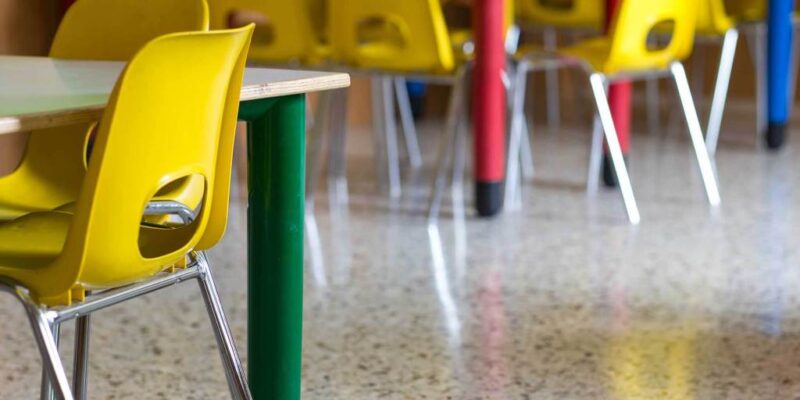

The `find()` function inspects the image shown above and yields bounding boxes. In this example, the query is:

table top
[0,55,350,135]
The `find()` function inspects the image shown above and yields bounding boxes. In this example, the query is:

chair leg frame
[504,61,531,210]
[588,73,641,224]
[427,66,468,224]
[394,77,424,169]
[669,62,722,207]
[0,252,251,400]
[705,28,739,156]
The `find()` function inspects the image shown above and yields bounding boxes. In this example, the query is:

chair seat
[558,37,612,73]
[0,211,71,269]
[0,211,188,293]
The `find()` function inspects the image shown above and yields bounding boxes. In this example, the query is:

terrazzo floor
[3,99,800,399]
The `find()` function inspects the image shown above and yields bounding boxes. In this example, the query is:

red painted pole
[603,0,631,186]
[473,0,507,216]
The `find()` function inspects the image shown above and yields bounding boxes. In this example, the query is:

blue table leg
[767,0,794,149]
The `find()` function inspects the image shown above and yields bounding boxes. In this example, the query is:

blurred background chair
[0,0,209,223]
[0,26,253,400]
[515,0,604,132]
[507,0,721,224]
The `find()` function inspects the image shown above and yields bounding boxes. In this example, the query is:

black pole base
[601,154,631,188]
[476,180,503,217]
[765,123,787,150]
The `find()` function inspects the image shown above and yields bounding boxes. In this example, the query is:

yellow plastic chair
[0,26,254,400]
[508,0,721,224]
[706,0,800,151]
[329,0,455,73]
[516,0,604,30]
[207,0,329,64]
[514,0,604,135]
[324,0,457,199]
[0,0,209,222]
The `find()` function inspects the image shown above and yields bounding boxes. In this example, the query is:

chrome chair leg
[589,73,640,224]
[519,116,535,180]
[40,321,61,400]
[706,28,739,156]
[451,106,468,221]
[394,77,423,169]
[747,23,768,138]
[428,67,467,224]
[72,315,91,400]
[380,76,402,197]
[645,77,660,135]
[327,88,350,207]
[195,253,252,400]
[0,282,76,400]
[543,27,561,132]
[586,113,604,194]
[670,62,722,206]
[370,76,388,192]
[306,91,332,209]
[504,61,529,210]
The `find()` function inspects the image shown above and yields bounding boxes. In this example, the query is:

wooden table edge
[0,72,350,136]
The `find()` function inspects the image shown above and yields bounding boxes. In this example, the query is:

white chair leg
[327,89,350,207]
[645,77,660,135]
[306,91,332,209]
[394,77,423,169]
[195,253,252,400]
[705,28,739,156]
[746,23,768,139]
[543,27,561,133]
[588,73,640,224]
[586,113,604,194]
[428,67,467,224]
[670,62,722,206]
[504,62,529,210]
[381,76,402,197]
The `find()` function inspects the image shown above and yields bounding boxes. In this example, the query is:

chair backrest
[51,0,209,60]
[328,0,455,73]
[208,0,326,64]
[516,0,604,30]
[0,0,211,219]
[603,0,697,75]
[56,27,252,289]
[696,0,734,36]
[724,0,766,22]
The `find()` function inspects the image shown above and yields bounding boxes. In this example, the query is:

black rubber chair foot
[766,123,787,150]
[601,154,631,188]
[476,181,503,217]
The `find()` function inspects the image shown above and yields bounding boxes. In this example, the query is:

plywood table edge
[240,73,351,101]
[0,73,350,136]
[0,106,104,135]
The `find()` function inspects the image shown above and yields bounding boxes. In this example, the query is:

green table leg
[238,94,306,400]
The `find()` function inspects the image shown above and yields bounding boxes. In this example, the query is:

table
[0,55,350,400]
[766,0,794,149]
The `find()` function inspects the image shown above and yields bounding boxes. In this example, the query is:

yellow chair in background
[507,0,721,224]
[0,0,209,222]
[327,0,458,199]
[0,26,254,400]
[207,0,329,64]
[515,0,605,131]
[702,0,800,152]
[516,0,603,31]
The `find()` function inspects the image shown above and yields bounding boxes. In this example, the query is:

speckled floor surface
[3,99,800,399]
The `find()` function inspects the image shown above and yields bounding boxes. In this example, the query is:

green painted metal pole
[239,94,306,400]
